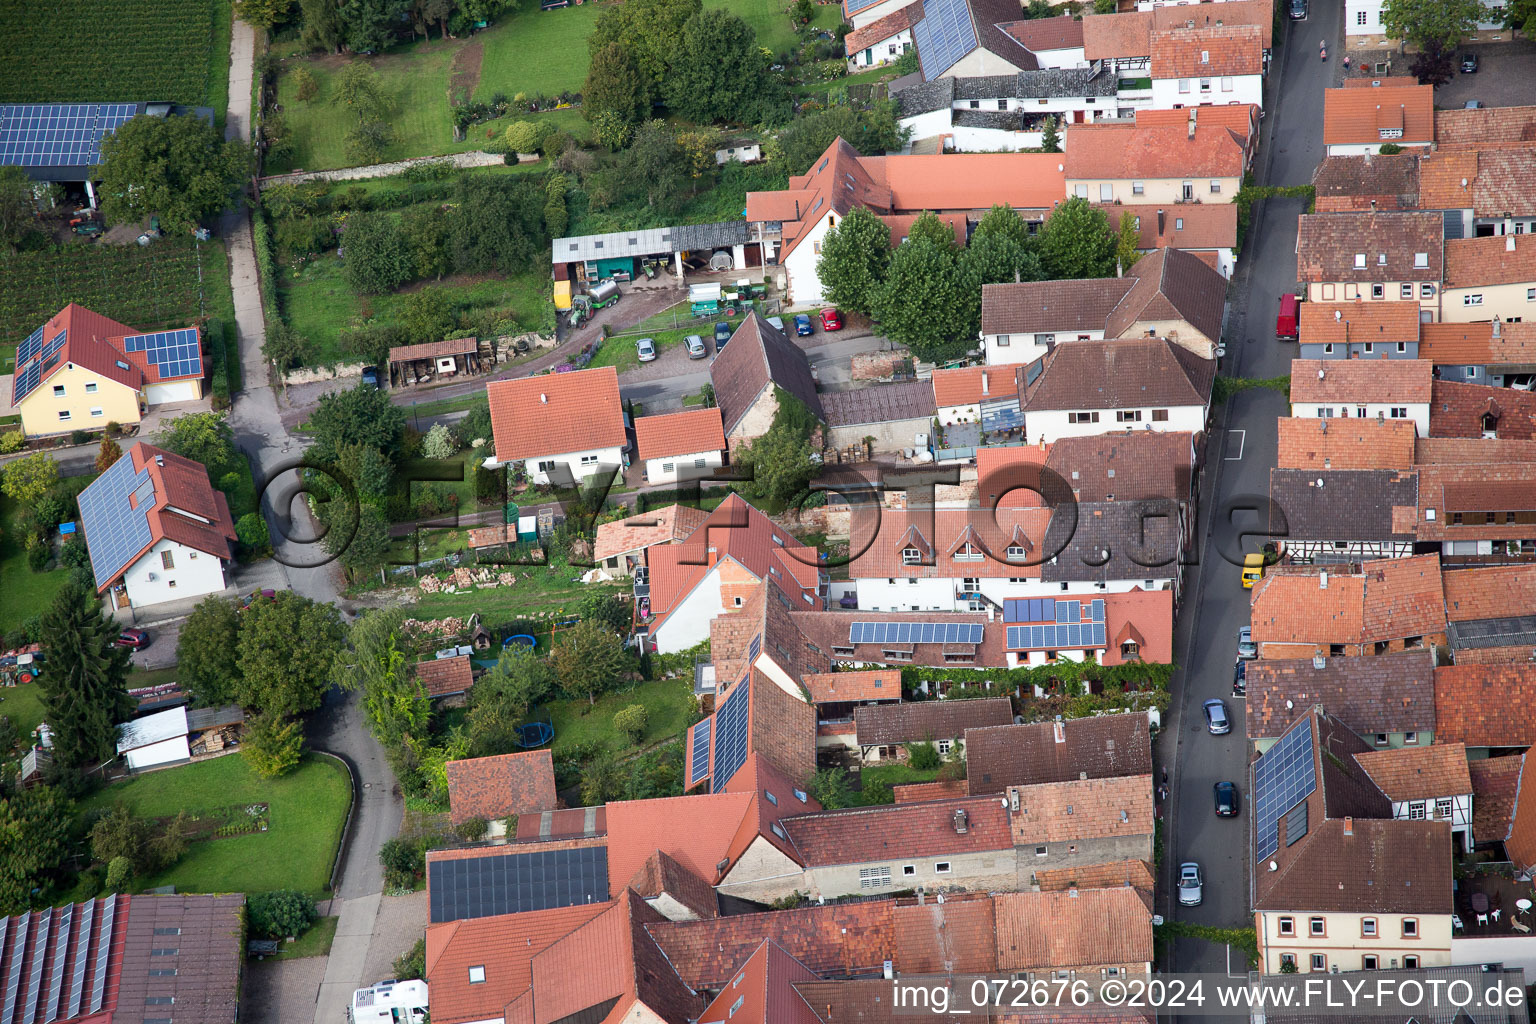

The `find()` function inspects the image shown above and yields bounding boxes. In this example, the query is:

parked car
[820,308,844,331]
[360,365,380,389]
[636,337,657,362]
[1215,782,1240,817]
[1179,862,1204,905]
[794,314,814,336]
[116,628,150,650]
[714,321,733,351]
[1275,294,1299,341]
[766,316,787,333]
[1237,626,1257,660]
[1203,698,1231,735]
[1465,100,1486,109]
[1288,0,1306,17]
[685,335,708,359]
[1461,52,1479,73]
[1232,659,1247,698]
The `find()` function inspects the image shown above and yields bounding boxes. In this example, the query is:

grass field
[548,677,696,756]
[0,496,72,639]
[80,753,351,895]
[405,575,625,621]
[851,762,942,804]
[0,0,229,113]
[272,915,340,960]
[0,239,225,372]
[0,683,44,749]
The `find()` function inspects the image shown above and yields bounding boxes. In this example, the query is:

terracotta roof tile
[604,791,758,891]
[388,337,477,362]
[931,365,1016,409]
[1311,154,1419,210]
[1295,212,1443,284]
[1289,358,1433,404]
[1104,247,1228,343]
[1253,818,1451,914]
[1276,416,1416,470]
[1019,338,1215,412]
[1150,0,1272,46]
[802,670,900,704]
[1415,436,1536,464]
[444,750,557,825]
[1044,432,1196,504]
[1323,84,1434,145]
[487,367,626,464]
[514,806,607,843]
[1133,102,1260,141]
[1445,233,1536,288]
[993,889,1153,970]
[416,655,475,699]
[1081,10,1153,59]
[1434,105,1536,150]
[593,504,707,564]
[1248,569,1365,651]
[1150,25,1263,78]
[853,697,1014,746]
[845,506,1050,582]
[980,278,1131,336]
[893,779,970,803]
[892,899,998,974]
[1034,859,1154,894]
[1415,464,1536,541]
[999,13,1084,51]
[791,608,1010,669]
[1298,299,1421,347]
[1417,150,1479,210]
[718,751,821,866]
[1244,650,1435,740]
[1100,204,1238,253]
[1102,589,1175,667]
[1472,149,1536,217]
[1009,774,1154,844]
[1063,122,1246,180]
[633,407,726,463]
[1434,664,1536,747]
[844,1,920,53]
[696,939,821,1024]
[1469,754,1523,845]
[1354,743,1471,801]
[782,795,1013,866]
[1429,380,1536,440]
[866,151,1069,211]
[966,713,1151,795]
[1442,564,1536,624]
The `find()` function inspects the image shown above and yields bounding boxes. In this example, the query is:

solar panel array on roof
[78,453,156,586]
[3,912,29,1024]
[712,681,752,790]
[67,900,93,1020]
[89,895,114,1013]
[0,104,137,169]
[688,718,713,788]
[748,633,761,663]
[24,910,49,1024]
[15,327,43,366]
[43,904,71,1024]
[1005,621,1108,650]
[848,621,984,645]
[1004,598,1056,623]
[427,846,609,922]
[1253,721,1317,862]
[913,0,978,81]
[122,328,201,380]
[11,330,69,404]
[981,398,1024,432]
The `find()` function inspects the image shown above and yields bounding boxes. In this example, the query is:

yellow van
[1241,553,1265,589]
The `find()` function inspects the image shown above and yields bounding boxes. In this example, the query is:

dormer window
[1379,128,1402,139]
[954,543,982,562]
[1377,253,1387,266]
[1006,545,1027,560]
[1200,50,1209,63]
[902,547,921,565]
[1354,253,1366,268]
[1413,252,1428,268]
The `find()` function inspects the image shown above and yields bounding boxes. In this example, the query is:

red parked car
[820,308,844,331]
[116,629,150,650]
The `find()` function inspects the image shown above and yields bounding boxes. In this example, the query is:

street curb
[312,748,361,895]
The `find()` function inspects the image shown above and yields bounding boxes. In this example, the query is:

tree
[613,704,648,743]
[236,592,347,716]
[583,43,651,126]
[962,230,1041,287]
[815,206,890,316]
[236,512,271,550]
[627,120,691,214]
[248,890,317,938]
[665,10,786,124]
[1408,41,1455,86]
[550,620,627,704]
[1,452,58,507]
[590,109,635,152]
[0,166,40,253]
[1036,197,1116,280]
[1381,0,1487,49]
[334,442,395,501]
[104,856,134,893]
[332,60,391,116]
[342,211,414,293]
[236,0,293,30]
[1115,213,1143,273]
[874,237,976,362]
[244,712,306,778]
[736,398,816,504]
[588,0,701,92]
[770,102,905,174]
[579,592,630,633]
[292,65,320,102]
[422,422,457,459]
[299,0,345,51]
[156,411,238,472]
[325,500,392,582]
[466,647,557,755]
[94,438,123,474]
[400,286,453,342]
[1039,115,1060,154]
[339,0,411,54]
[503,121,540,154]
[907,740,941,770]
[39,581,133,775]
[308,382,407,464]
[334,609,431,750]
[1505,0,1536,36]
[90,803,152,870]
[0,785,73,913]
[99,114,251,234]
[807,768,850,809]
[906,210,957,250]
[177,597,244,707]
[579,750,622,804]
[447,174,548,275]
[345,118,396,164]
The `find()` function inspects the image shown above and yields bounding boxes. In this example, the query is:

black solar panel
[748,633,761,663]
[89,897,114,1013]
[713,681,752,789]
[427,846,609,923]
[1253,723,1317,862]
[848,622,984,645]
[78,454,156,585]
[22,910,49,1024]
[122,328,202,381]
[1006,622,1108,649]
[3,912,30,1024]
[0,104,138,169]
[15,327,42,366]
[912,0,978,80]
[1004,598,1056,623]
[43,905,71,1024]
[65,902,91,1021]
[688,718,713,787]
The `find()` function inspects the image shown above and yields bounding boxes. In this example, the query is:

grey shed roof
[1017,66,1118,98]
[821,381,937,427]
[892,76,954,117]
[671,220,751,251]
[955,75,1019,100]
[954,110,1022,131]
[551,221,752,263]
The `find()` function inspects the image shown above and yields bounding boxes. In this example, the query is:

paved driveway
[1433,41,1536,109]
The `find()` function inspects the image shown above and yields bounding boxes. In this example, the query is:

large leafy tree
[338,0,411,53]
[736,405,816,504]
[770,102,905,174]
[874,237,978,362]
[973,203,1032,249]
[321,500,392,584]
[299,0,345,51]
[905,211,956,250]
[99,114,251,234]
[1115,214,1143,273]
[38,581,134,775]
[1036,197,1116,280]
[588,0,702,93]
[0,166,41,253]
[466,648,557,755]
[626,120,692,215]
[1,452,58,507]
[816,206,890,316]
[1505,0,1536,36]
[1381,0,1487,48]
[335,609,431,749]
[447,174,547,275]
[665,10,786,124]
[550,620,628,705]
[962,230,1041,287]
[308,383,407,465]
[0,785,73,914]
[177,597,244,707]
[156,411,239,472]
[235,592,347,716]
[342,211,415,294]
[583,43,651,126]
[243,713,306,778]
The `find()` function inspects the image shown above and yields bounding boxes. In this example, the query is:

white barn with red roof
[486,366,628,486]
[77,442,238,611]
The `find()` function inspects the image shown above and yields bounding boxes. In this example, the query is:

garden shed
[551,220,761,285]
[116,704,245,771]
[387,337,484,387]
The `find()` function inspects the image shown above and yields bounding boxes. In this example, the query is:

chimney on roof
[1377,410,1384,423]
[982,371,989,397]
[952,809,970,834]
[1054,718,1065,743]
[1344,816,1353,836]
[154,454,164,466]
[1188,113,1197,139]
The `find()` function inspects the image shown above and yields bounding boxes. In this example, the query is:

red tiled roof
[1103,589,1174,667]
[604,791,758,891]
[993,889,1153,970]
[1415,436,1536,464]
[1323,84,1434,145]
[1434,664,1536,747]
[633,407,726,463]
[696,939,821,1024]
[844,2,920,55]
[966,712,1152,794]
[1289,358,1433,404]
[801,669,900,704]
[1469,754,1523,846]
[415,655,474,699]
[515,806,607,842]
[486,366,626,463]
[592,503,708,564]
[1353,743,1471,801]
[1434,105,1536,150]
[781,795,1013,866]
[1034,859,1155,894]
[1000,13,1084,52]
[1100,203,1238,253]
[852,698,1015,747]
[1009,775,1154,845]
[893,779,970,803]
[1508,757,1536,871]
[892,898,998,974]
[1150,24,1262,78]
[1442,564,1536,623]
[1276,417,1417,471]
[718,750,821,867]
[444,750,556,825]
[1429,380,1536,440]
[1417,321,1536,366]
[14,304,207,408]
[1298,299,1421,347]
[1064,122,1247,180]
[1445,233,1536,289]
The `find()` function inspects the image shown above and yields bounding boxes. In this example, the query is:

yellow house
[12,304,204,437]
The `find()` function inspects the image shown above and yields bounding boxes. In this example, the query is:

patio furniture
[1478,913,1489,926]
[1514,920,1531,934]
[1493,909,1502,923]
[1453,914,1465,931]
[1517,898,1533,914]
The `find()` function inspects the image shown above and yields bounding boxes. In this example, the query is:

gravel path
[258,150,538,186]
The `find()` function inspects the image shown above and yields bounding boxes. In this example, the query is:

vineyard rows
[0,241,209,351]
[0,0,216,105]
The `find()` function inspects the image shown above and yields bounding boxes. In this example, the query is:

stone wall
[852,350,910,380]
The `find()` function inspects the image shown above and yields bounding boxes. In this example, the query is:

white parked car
[636,337,657,362]
[1179,862,1203,906]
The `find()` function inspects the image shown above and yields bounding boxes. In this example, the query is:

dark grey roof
[953,109,1022,131]
[821,381,936,427]
[186,704,244,731]
[670,220,750,251]
[1449,614,1536,651]
[854,697,1015,746]
[1245,650,1436,740]
[966,713,1152,793]
[892,76,954,117]
[1020,338,1216,413]
[889,70,926,94]
[954,74,1018,100]
[1268,469,1419,541]
[427,846,609,922]
[710,313,825,435]
[1017,67,1118,98]
[1040,500,1183,584]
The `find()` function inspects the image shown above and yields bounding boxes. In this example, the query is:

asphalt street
[1165,0,1332,1003]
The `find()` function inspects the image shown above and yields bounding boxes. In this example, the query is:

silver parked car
[1237,626,1257,660]
[1179,862,1203,905]
[1203,698,1231,735]
[685,334,708,359]
[636,337,657,362]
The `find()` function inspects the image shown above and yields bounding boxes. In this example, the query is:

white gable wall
[652,567,724,654]
[1024,404,1206,443]
[526,446,626,487]
[123,537,228,610]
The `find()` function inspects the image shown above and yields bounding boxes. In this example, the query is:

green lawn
[272,914,340,960]
[851,762,942,804]
[0,496,71,639]
[405,575,625,622]
[547,677,696,756]
[79,754,351,895]
[0,683,45,750]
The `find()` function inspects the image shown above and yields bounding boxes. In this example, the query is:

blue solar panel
[848,622,984,645]
[122,328,202,381]
[1253,721,1317,862]
[427,847,609,923]
[1006,622,1108,650]
[0,103,139,170]
[15,326,43,366]
[78,453,157,586]
[912,0,978,80]
[748,633,761,663]
[713,682,752,789]
[688,718,713,787]
[66,902,92,1021]
[1004,598,1056,623]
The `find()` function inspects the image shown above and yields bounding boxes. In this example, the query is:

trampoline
[503,634,537,650]
[516,708,555,749]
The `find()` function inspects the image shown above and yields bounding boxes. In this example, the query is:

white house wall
[526,446,626,487]
[122,537,228,610]
[652,568,724,654]
[983,330,1106,367]
[1289,402,1430,438]
[1149,75,1262,109]
[782,212,837,306]
[1024,405,1206,443]
[851,29,913,67]
[1032,46,1088,69]
[644,449,724,486]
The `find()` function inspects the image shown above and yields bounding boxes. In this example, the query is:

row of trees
[815,201,1134,361]
[243,0,521,52]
